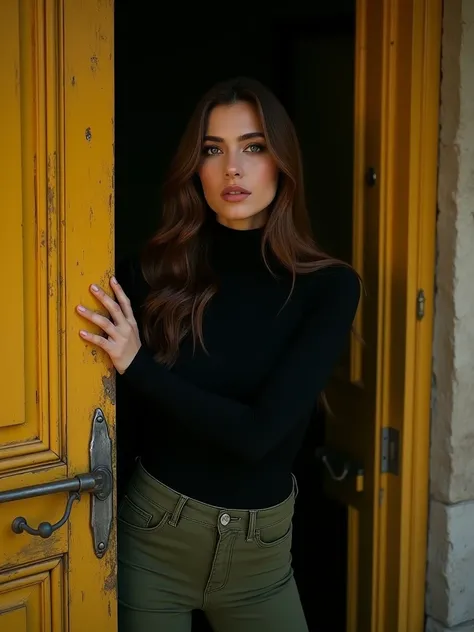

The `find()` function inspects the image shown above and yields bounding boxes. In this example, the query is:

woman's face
[197,101,279,230]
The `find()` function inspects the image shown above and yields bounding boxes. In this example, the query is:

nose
[226,167,240,178]
[225,153,243,179]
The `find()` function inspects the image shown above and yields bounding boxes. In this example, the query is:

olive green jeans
[117,461,309,631]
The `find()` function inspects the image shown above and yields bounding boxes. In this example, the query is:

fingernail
[80,330,88,337]
[77,305,86,312]
[91,284,99,292]
[111,276,118,284]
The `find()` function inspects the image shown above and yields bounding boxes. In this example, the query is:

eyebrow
[203,132,265,143]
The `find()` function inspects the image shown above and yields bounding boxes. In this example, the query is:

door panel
[318,1,442,631]
[0,1,116,631]
[0,559,65,630]
[322,0,383,627]
[0,0,58,463]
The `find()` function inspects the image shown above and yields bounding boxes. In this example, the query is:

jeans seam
[178,515,216,530]
[202,539,220,608]
[258,512,294,530]
[117,509,170,534]
[129,483,220,531]
[202,531,237,606]
[206,531,238,595]
[254,522,293,549]
[129,482,170,513]
[120,495,152,527]
[117,598,192,615]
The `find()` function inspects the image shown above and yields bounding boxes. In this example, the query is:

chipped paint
[47,152,57,215]
[103,566,117,593]
[2,0,117,627]
[101,369,116,405]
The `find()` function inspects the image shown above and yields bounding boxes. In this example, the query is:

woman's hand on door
[76,277,141,374]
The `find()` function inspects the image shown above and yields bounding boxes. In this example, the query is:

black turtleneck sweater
[117,220,360,509]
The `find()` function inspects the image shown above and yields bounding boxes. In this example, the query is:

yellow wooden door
[320,0,442,630]
[0,1,116,630]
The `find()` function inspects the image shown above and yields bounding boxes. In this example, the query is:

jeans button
[220,513,231,526]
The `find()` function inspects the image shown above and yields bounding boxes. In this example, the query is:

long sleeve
[121,265,361,463]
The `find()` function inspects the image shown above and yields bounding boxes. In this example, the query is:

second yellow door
[0,1,442,631]
[322,1,441,631]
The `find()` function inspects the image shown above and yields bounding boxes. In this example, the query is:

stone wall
[426,0,474,630]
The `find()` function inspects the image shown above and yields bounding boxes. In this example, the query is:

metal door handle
[11,492,81,538]
[0,409,113,557]
[315,447,364,492]
[320,454,350,481]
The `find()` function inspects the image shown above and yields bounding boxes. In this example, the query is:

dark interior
[115,3,356,630]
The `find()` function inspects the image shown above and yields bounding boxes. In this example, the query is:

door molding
[374,0,442,629]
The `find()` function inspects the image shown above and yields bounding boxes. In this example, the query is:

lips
[221,185,251,202]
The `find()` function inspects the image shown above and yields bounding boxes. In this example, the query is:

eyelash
[202,143,266,156]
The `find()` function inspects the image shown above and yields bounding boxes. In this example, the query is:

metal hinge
[381,427,400,475]
[416,289,425,320]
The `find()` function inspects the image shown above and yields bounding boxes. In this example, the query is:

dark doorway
[115,4,356,630]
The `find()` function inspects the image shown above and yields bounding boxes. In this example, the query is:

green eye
[203,145,221,156]
[245,144,264,153]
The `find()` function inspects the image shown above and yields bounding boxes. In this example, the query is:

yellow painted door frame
[1,0,441,629]
[323,0,442,630]
[0,1,116,630]
[374,1,442,630]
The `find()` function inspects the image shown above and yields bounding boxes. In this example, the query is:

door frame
[370,0,442,629]
[88,0,442,629]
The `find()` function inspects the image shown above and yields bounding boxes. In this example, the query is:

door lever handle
[315,446,364,492]
[0,466,112,504]
[0,409,113,557]
[11,492,81,538]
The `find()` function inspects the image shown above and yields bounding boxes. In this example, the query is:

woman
[77,76,361,632]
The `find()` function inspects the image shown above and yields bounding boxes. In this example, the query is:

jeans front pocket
[254,513,293,549]
[118,485,169,534]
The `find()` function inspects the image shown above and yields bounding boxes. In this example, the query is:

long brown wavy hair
[141,76,353,364]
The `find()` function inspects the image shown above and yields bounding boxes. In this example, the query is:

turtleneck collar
[213,219,264,239]
[210,218,267,274]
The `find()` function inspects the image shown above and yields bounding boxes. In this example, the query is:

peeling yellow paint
[101,369,116,405]
[63,1,116,627]
[1,1,116,630]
